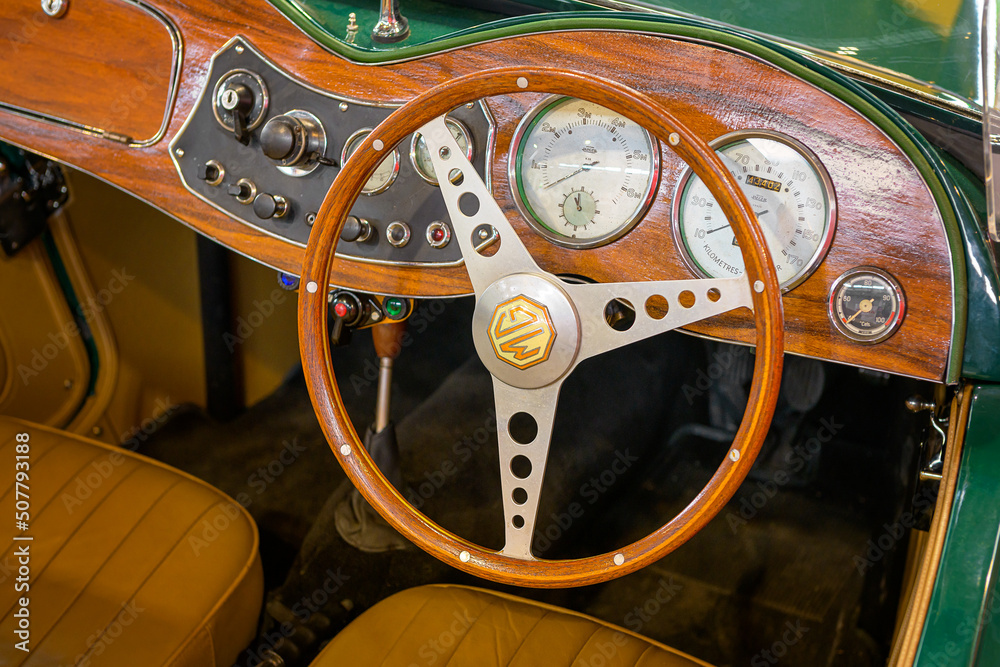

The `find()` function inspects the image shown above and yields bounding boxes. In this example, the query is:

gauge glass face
[342,130,399,195]
[829,268,905,343]
[674,132,835,290]
[510,97,660,248]
[411,118,473,185]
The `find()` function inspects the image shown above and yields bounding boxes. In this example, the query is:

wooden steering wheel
[298,67,784,588]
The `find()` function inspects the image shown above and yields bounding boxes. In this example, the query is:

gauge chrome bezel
[410,117,474,186]
[828,266,906,344]
[341,128,400,196]
[508,95,661,250]
[671,129,838,293]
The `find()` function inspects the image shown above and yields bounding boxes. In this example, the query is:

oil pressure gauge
[828,267,905,343]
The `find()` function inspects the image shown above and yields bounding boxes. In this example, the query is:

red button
[431,228,445,243]
[334,302,349,318]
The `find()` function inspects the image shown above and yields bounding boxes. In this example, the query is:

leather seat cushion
[0,417,263,666]
[312,584,713,666]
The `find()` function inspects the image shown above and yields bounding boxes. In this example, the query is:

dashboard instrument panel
[0,2,956,382]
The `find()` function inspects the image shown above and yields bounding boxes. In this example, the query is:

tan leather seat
[0,417,263,666]
[313,584,713,666]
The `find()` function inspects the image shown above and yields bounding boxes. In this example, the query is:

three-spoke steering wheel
[298,68,783,588]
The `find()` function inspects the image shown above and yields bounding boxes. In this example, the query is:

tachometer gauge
[673,130,836,291]
[342,128,399,195]
[411,117,474,185]
[509,96,660,248]
[829,267,905,343]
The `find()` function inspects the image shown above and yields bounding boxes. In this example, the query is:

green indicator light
[384,298,405,319]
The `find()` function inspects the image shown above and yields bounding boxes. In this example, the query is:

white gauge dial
[411,118,473,185]
[510,97,660,248]
[342,129,399,195]
[673,131,836,291]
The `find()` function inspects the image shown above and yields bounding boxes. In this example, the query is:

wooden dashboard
[0,0,954,382]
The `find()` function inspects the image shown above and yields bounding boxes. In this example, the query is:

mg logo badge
[488,295,557,370]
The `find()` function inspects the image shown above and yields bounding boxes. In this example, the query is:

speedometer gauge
[509,97,660,248]
[673,130,836,291]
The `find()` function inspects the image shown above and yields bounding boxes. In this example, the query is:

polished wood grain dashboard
[0,0,954,382]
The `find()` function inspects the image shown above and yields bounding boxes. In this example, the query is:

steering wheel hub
[472,273,580,389]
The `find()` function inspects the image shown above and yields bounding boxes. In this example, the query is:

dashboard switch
[253,193,289,220]
[196,160,225,187]
[386,221,411,248]
[227,178,256,204]
[340,216,373,243]
[213,70,268,145]
[330,292,363,327]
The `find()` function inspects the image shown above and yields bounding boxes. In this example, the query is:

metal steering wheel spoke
[420,117,540,294]
[566,276,753,364]
[491,377,562,560]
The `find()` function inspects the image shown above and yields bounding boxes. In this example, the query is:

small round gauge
[673,130,836,291]
[341,129,400,195]
[411,118,474,185]
[509,96,660,248]
[828,267,905,343]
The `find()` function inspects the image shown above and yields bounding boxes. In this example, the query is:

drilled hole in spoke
[510,455,532,479]
[645,295,669,320]
[678,290,696,308]
[509,412,538,445]
[604,299,635,331]
[459,192,480,216]
[512,487,528,505]
[512,515,525,529]
[707,287,721,302]
[448,168,464,185]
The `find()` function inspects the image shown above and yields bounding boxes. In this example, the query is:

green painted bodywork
[935,154,1000,383]
[633,0,983,105]
[274,0,982,104]
[915,386,1000,667]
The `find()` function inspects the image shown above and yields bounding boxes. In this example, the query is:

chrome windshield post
[372,0,410,43]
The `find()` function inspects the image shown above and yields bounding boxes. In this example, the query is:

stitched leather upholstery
[312,584,713,666]
[0,417,263,666]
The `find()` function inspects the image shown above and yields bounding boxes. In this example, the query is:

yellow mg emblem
[489,295,556,369]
